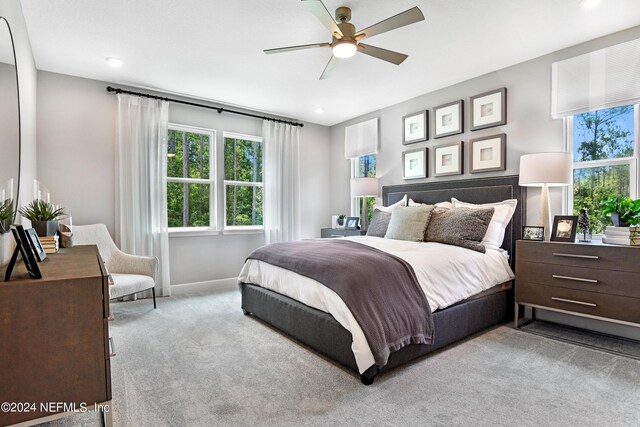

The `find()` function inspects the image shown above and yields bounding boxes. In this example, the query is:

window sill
[223,226,265,235]
[169,228,221,238]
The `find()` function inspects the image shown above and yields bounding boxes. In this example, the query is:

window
[167,125,216,230]
[351,154,377,223]
[223,133,263,229]
[567,105,639,234]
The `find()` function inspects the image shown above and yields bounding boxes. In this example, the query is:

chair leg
[152,287,157,309]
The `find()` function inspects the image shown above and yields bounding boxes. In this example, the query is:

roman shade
[551,37,640,118]
[344,117,379,159]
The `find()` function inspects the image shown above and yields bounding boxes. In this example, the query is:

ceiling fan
[264,0,425,80]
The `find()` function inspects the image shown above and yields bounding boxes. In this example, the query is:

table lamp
[350,177,378,231]
[519,152,572,240]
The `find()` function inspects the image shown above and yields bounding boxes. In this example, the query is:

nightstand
[320,228,367,238]
[515,240,640,329]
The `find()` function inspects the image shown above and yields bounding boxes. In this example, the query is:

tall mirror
[0,16,20,233]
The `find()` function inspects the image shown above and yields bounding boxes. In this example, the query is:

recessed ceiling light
[582,0,600,9]
[315,107,324,114]
[106,57,123,67]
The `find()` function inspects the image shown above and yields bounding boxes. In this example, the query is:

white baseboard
[171,277,238,295]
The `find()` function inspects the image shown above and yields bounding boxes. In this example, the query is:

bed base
[241,282,510,385]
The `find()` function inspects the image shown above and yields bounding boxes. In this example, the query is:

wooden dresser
[515,240,640,328]
[0,246,112,427]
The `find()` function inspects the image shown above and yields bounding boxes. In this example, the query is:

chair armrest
[107,251,158,281]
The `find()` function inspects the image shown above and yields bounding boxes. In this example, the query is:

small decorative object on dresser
[402,148,427,179]
[602,226,640,246]
[470,87,506,131]
[515,240,640,330]
[402,110,428,144]
[57,215,74,248]
[5,225,42,281]
[600,196,640,228]
[577,208,591,242]
[550,215,578,242]
[522,226,544,241]
[433,141,463,177]
[18,199,66,237]
[26,228,47,262]
[344,216,360,230]
[470,134,506,173]
[433,100,463,138]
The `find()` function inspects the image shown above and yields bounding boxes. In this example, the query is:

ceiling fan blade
[264,43,330,54]
[320,55,341,80]
[355,7,424,40]
[358,44,408,65]
[302,0,343,38]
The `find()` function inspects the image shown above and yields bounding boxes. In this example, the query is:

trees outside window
[167,125,215,229]
[223,133,263,228]
[570,105,638,234]
[352,154,377,223]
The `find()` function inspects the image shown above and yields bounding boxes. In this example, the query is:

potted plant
[337,214,346,228]
[601,196,640,227]
[18,200,66,237]
[0,202,13,234]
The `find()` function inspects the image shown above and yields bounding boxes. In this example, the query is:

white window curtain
[263,120,301,244]
[551,37,640,118]
[115,94,171,297]
[344,117,378,159]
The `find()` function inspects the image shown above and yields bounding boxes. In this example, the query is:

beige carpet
[44,289,640,426]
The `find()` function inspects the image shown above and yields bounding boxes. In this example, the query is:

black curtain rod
[106,86,304,128]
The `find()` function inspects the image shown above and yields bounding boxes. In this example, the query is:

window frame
[564,104,640,234]
[166,123,217,235]
[223,131,264,231]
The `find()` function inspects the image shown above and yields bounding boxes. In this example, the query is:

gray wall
[36,71,331,286]
[329,26,640,226]
[0,0,37,266]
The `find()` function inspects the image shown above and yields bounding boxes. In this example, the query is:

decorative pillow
[409,198,452,209]
[451,198,517,248]
[384,205,434,242]
[375,194,407,212]
[366,209,392,238]
[425,207,495,253]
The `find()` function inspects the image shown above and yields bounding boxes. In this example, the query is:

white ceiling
[20,0,640,126]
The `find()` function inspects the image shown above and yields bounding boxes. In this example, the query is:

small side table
[320,228,366,238]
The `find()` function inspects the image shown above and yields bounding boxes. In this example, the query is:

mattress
[238,236,515,373]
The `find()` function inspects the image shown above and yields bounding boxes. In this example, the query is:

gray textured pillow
[425,207,495,253]
[366,209,392,237]
[384,205,434,242]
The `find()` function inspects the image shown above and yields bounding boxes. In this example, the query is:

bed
[240,175,526,384]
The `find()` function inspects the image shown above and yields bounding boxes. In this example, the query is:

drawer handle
[109,336,116,357]
[551,297,597,307]
[552,252,599,260]
[552,274,598,284]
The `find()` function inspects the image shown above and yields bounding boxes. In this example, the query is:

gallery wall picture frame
[550,215,578,242]
[433,100,463,138]
[402,148,428,180]
[470,87,506,131]
[402,110,428,144]
[470,133,506,173]
[433,141,463,177]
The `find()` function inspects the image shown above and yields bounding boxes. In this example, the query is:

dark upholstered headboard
[382,175,526,267]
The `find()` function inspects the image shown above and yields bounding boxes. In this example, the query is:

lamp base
[541,183,551,241]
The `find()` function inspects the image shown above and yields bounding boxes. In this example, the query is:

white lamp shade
[350,177,378,197]
[519,153,572,187]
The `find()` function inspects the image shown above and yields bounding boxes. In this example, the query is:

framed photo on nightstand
[344,217,360,230]
[550,216,578,242]
[522,226,544,241]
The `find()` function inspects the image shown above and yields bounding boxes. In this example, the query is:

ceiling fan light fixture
[332,40,357,58]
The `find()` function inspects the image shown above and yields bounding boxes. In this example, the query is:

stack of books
[39,235,60,254]
[602,226,640,246]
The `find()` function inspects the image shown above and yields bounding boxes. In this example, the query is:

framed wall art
[402,110,428,144]
[433,100,463,138]
[470,133,506,173]
[470,87,506,131]
[434,141,463,177]
[402,148,427,180]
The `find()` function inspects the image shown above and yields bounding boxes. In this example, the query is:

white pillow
[451,197,517,248]
[375,194,407,212]
[409,198,452,209]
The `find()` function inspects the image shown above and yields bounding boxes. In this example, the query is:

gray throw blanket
[247,239,434,367]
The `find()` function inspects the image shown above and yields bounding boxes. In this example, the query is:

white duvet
[238,236,515,374]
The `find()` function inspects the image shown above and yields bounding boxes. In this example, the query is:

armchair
[73,224,158,308]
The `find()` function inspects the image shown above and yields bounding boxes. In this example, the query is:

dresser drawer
[516,240,639,273]
[516,282,640,325]
[516,260,640,298]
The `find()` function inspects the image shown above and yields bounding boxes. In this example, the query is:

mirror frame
[0,16,21,227]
